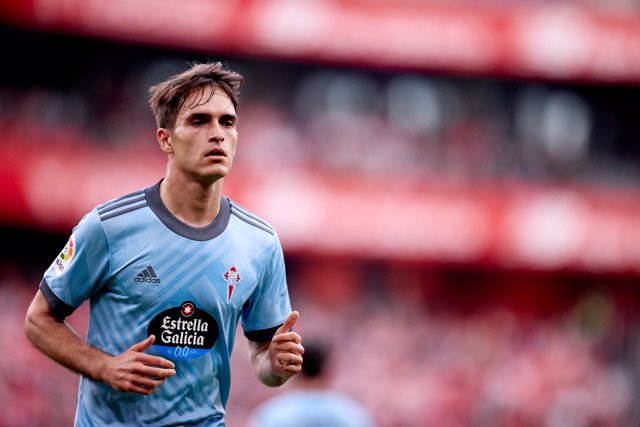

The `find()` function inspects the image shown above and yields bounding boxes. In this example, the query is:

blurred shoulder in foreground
[247,340,376,427]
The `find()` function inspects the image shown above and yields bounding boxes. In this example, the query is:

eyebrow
[220,113,238,123]
[186,112,238,122]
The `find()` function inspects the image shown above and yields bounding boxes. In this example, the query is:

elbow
[261,375,288,388]
[24,305,41,345]
[24,293,57,345]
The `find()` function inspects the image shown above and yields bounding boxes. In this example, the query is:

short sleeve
[40,208,111,319]
[242,233,291,342]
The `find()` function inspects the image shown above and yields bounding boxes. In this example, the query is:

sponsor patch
[147,301,218,360]
[52,234,76,276]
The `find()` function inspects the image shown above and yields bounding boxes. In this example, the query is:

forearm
[25,290,175,395]
[249,342,289,387]
[24,294,110,382]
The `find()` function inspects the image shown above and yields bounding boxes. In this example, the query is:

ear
[157,128,173,155]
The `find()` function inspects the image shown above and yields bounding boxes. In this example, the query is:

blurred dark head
[301,341,330,378]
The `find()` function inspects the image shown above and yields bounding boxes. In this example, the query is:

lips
[205,147,225,157]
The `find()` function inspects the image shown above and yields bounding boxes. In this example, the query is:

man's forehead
[182,85,235,113]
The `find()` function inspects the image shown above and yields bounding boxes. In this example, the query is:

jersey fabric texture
[40,180,291,427]
[248,390,376,427]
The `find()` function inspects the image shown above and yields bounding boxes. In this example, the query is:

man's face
[158,85,238,184]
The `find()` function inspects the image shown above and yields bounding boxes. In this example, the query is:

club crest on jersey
[147,301,218,360]
[53,234,76,276]
[223,265,241,302]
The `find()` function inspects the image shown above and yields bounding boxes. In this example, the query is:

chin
[203,169,229,182]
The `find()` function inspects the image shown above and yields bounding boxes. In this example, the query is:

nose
[209,123,224,143]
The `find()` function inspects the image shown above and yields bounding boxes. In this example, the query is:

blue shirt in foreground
[249,389,376,427]
[40,180,291,426]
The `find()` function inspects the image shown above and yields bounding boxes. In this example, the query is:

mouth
[205,147,226,158]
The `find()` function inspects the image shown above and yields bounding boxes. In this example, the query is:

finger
[129,385,152,395]
[282,364,302,374]
[277,353,303,366]
[278,361,303,375]
[116,376,160,395]
[129,381,158,395]
[137,353,176,369]
[274,311,299,336]
[271,332,303,345]
[129,335,155,352]
[133,376,166,390]
[270,343,305,359]
[134,365,176,379]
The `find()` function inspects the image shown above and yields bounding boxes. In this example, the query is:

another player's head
[299,340,329,379]
[148,62,244,131]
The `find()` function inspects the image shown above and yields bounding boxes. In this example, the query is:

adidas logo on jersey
[135,266,161,284]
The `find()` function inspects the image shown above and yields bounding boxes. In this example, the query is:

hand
[269,311,304,380]
[99,335,176,395]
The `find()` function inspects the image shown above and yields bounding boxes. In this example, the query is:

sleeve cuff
[39,277,76,321]
[244,324,283,342]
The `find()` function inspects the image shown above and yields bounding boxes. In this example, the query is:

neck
[295,376,330,390]
[160,172,223,228]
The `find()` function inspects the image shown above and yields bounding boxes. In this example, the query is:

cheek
[174,142,198,163]
[228,133,238,156]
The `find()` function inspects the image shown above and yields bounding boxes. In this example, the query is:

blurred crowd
[2,258,640,427]
[413,0,640,11]
[1,26,638,191]
[1,25,640,427]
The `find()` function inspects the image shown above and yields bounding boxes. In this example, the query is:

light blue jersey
[249,390,376,427]
[40,180,291,426]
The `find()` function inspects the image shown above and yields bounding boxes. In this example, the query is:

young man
[24,62,304,426]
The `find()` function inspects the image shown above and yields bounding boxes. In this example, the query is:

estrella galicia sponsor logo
[135,266,161,284]
[147,301,218,360]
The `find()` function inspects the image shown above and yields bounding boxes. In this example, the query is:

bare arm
[24,290,176,395]
[248,311,304,387]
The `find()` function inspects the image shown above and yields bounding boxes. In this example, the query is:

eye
[189,114,210,126]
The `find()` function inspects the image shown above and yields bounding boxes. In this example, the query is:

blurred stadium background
[1,0,640,426]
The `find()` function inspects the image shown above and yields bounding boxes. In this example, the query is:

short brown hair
[148,61,244,130]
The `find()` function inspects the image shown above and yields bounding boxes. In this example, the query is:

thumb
[275,311,299,335]
[130,335,155,352]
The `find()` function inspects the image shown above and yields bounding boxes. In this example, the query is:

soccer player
[24,62,304,426]
[247,339,376,427]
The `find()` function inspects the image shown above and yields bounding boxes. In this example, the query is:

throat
[160,179,223,227]
[174,204,220,228]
